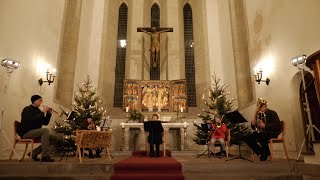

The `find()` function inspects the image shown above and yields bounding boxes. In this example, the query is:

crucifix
[137,27,173,69]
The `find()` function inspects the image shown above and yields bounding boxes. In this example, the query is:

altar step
[1,158,320,180]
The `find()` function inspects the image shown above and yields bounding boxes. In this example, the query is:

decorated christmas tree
[193,74,250,146]
[69,75,106,129]
[53,75,106,154]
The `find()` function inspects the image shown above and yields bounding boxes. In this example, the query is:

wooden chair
[9,121,41,160]
[213,128,231,159]
[251,121,288,160]
[269,121,288,160]
[75,130,112,162]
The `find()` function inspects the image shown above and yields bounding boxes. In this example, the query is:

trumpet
[255,111,266,133]
[43,106,61,116]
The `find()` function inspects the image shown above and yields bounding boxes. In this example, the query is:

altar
[119,122,189,156]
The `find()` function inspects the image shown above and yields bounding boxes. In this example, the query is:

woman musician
[244,98,281,161]
[210,114,227,156]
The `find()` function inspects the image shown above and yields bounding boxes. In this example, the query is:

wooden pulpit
[306,50,320,104]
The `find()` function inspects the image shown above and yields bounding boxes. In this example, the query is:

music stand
[100,117,110,131]
[224,111,252,162]
[196,123,216,158]
[67,111,77,121]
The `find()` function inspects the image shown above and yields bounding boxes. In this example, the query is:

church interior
[1,0,320,179]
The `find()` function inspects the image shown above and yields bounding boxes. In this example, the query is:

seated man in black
[20,95,57,162]
[144,114,164,158]
[244,98,281,161]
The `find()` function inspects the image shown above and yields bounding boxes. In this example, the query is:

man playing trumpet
[244,98,281,161]
[19,95,58,162]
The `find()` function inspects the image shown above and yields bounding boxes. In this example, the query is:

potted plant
[128,110,143,123]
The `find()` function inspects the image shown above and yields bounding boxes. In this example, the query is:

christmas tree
[69,75,106,129]
[53,75,106,154]
[193,74,250,146]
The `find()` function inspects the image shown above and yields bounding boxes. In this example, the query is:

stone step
[0,161,113,175]
[0,175,110,180]
[182,162,293,173]
[184,173,303,180]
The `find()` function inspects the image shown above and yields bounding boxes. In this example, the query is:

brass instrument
[255,111,266,133]
[43,106,61,116]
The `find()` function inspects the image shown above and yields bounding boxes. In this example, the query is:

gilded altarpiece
[123,79,187,112]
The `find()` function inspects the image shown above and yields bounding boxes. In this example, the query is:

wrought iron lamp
[254,68,270,85]
[1,59,20,73]
[38,68,56,85]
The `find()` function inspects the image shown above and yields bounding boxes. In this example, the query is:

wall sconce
[254,68,270,85]
[1,59,20,73]
[38,68,56,86]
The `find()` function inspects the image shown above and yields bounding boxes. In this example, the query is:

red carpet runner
[111,152,184,180]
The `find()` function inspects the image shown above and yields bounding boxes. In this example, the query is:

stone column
[139,127,146,151]
[166,0,182,80]
[124,127,130,150]
[73,0,104,91]
[163,127,170,152]
[127,0,144,79]
[180,127,184,150]
[55,0,82,107]
[228,0,254,107]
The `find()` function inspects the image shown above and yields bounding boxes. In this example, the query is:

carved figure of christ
[137,27,173,69]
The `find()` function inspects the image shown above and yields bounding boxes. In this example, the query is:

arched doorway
[299,72,320,151]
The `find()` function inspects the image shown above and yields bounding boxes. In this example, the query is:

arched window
[150,3,160,80]
[114,3,128,107]
[183,4,196,107]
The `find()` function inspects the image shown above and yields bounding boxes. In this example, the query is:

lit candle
[184,122,187,128]
[126,107,129,112]
[202,93,205,100]
[121,122,124,128]
[180,107,183,112]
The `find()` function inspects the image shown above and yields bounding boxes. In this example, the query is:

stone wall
[0,0,65,159]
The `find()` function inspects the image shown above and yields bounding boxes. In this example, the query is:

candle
[121,122,124,128]
[184,122,187,128]
[202,93,205,100]
[180,107,183,112]
[125,107,129,112]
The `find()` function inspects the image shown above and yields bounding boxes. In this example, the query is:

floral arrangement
[128,110,143,122]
